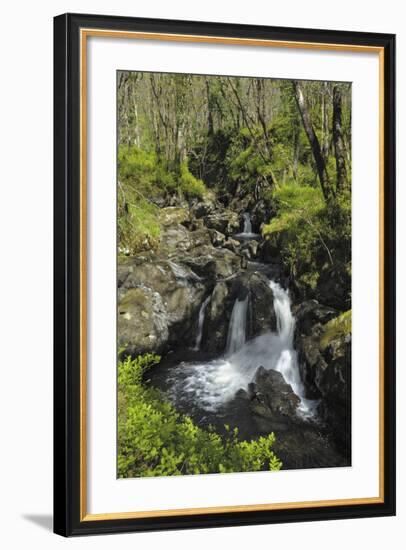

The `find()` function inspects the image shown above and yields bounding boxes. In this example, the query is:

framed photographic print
[53,13,396,536]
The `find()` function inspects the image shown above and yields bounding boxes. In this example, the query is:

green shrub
[262,183,351,305]
[118,354,282,478]
[262,183,324,235]
[117,197,161,255]
[179,162,206,199]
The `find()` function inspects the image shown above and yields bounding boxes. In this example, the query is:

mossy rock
[320,310,351,350]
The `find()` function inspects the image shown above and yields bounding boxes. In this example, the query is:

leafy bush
[117,147,207,253]
[262,183,324,235]
[262,183,351,307]
[118,197,161,256]
[179,161,206,199]
[118,354,282,478]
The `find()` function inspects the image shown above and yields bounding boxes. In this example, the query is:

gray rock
[294,300,337,338]
[247,272,277,337]
[118,286,169,356]
[118,256,206,356]
[294,305,351,449]
[241,239,259,260]
[248,367,300,431]
[209,229,226,247]
[223,238,240,253]
[202,282,231,353]
[204,210,240,236]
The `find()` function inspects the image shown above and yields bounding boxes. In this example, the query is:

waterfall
[243,212,252,234]
[193,295,211,351]
[226,296,248,355]
[269,280,295,345]
[164,278,313,415]
[268,281,305,399]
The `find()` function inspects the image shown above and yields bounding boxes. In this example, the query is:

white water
[235,212,258,239]
[226,296,248,355]
[193,295,211,351]
[243,212,252,234]
[167,279,314,416]
[268,280,304,397]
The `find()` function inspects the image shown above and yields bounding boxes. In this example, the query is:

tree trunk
[205,78,214,136]
[292,81,333,201]
[333,85,348,193]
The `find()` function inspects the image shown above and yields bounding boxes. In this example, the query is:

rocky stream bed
[118,198,351,470]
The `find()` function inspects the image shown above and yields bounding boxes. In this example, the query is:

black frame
[54,12,396,537]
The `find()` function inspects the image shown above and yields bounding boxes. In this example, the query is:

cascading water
[226,296,248,355]
[235,212,258,239]
[193,295,211,351]
[243,212,252,234]
[162,276,313,415]
[268,280,305,399]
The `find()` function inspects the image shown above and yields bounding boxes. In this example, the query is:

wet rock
[118,286,169,356]
[118,256,206,356]
[204,210,240,236]
[240,248,251,262]
[202,282,231,353]
[209,229,226,247]
[316,333,351,451]
[294,300,337,338]
[191,198,216,219]
[317,268,352,311]
[241,239,259,259]
[251,199,274,231]
[182,246,241,280]
[248,367,300,431]
[247,272,277,337]
[294,305,352,451]
[223,238,240,253]
[258,236,282,263]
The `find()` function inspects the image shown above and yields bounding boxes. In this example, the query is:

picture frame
[53,12,396,536]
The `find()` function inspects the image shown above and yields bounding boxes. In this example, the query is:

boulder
[208,229,226,247]
[241,239,259,260]
[190,197,216,219]
[295,306,352,451]
[118,256,206,356]
[251,199,274,230]
[223,238,240,253]
[202,282,232,353]
[247,272,277,337]
[258,235,282,263]
[118,286,169,356]
[182,246,241,280]
[248,367,300,431]
[204,210,240,236]
[294,300,337,338]
[158,206,189,227]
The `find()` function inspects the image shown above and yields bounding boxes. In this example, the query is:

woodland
[117,72,352,477]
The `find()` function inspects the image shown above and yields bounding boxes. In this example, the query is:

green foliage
[262,183,351,305]
[262,183,324,235]
[179,162,207,199]
[118,354,282,478]
[118,146,206,254]
[320,310,352,350]
[227,127,270,192]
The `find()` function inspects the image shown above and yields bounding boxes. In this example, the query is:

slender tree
[292,80,333,201]
[332,85,348,193]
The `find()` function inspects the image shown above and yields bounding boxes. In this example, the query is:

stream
[147,213,346,469]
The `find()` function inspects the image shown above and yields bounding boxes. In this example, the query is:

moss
[320,310,352,350]
[179,162,206,199]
